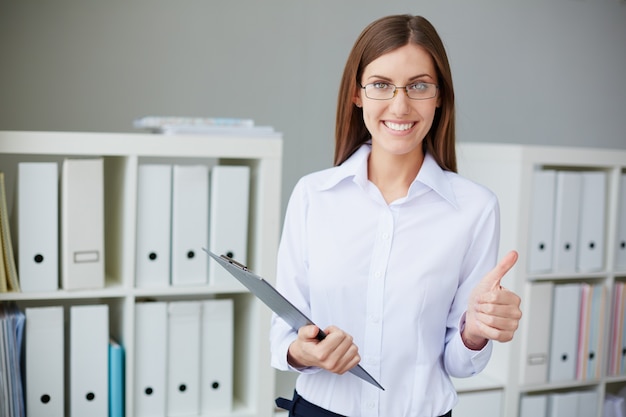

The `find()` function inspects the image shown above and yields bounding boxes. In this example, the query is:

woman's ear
[353,96,362,108]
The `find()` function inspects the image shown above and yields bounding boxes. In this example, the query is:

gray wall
[1,0,625,216]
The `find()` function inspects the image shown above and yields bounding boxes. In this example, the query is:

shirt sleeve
[443,193,500,378]
[269,179,321,374]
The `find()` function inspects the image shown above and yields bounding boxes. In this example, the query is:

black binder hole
[178,384,187,392]
[145,387,153,396]
[561,354,568,362]
[589,241,595,250]
[86,392,95,401]
[621,241,626,249]
[34,254,44,263]
[226,251,234,258]
[212,381,220,390]
[538,243,545,251]
[40,394,50,404]
[187,251,195,259]
[622,348,626,356]
[564,243,571,251]
[589,352,595,360]
[149,252,157,261]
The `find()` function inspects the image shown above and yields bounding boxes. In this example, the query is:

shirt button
[375,271,382,278]
[382,233,389,240]
[367,401,376,409]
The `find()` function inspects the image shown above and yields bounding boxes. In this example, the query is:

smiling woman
[271,14,522,417]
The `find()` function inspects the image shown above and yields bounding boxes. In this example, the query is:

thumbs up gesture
[462,250,522,350]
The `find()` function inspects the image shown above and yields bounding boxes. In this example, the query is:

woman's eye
[409,82,428,91]
[372,82,391,90]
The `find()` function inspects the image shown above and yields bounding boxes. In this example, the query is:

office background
[1,0,625,216]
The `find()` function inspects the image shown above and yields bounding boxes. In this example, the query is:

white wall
[1,0,625,216]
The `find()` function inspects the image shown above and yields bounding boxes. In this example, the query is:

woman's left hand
[463,250,522,350]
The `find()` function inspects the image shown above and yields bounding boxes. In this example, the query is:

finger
[483,250,518,290]
[479,287,522,306]
[298,324,321,341]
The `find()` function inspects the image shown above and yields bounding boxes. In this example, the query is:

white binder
[577,390,599,417]
[617,173,626,270]
[552,171,582,273]
[519,281,553,385]
[200,299,234,413]
[17,162,59,292]
[548,283,581,382]
[586,283,605,380]
[134,301,168,417]
[69,304,109,417]
[548,392,579,417]
[167,301,202,417]
[577,171,606,272]
[454,391,502,417]
[519,394,547,417]
[25,306,64,417]
[171,165,209,286]
[135,164,172,288]
[208,165,250,287]
[61,158,105,290]
[527,169,556,273]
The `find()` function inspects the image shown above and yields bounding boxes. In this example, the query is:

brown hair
[334,15,457,172]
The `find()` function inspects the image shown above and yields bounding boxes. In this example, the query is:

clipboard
[203,248,384,390]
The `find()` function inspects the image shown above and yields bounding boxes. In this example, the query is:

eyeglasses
[360,82,439,100]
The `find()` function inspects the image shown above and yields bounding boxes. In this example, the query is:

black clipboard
[203,248,384,390]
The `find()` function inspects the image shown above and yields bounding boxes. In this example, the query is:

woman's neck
[368,148,425,204]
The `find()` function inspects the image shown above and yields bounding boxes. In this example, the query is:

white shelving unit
[456,142,626,417]
[0,130,283,417]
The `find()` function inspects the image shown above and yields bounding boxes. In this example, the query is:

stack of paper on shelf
[0,172,20,292]
[0,302,25,417]
[133,115,276,136]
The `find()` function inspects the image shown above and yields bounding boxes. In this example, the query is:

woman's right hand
[287,324,361,375]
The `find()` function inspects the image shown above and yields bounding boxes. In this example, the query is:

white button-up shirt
[270,144,498,417]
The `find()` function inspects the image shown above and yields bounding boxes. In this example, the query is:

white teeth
[385,121,414,131]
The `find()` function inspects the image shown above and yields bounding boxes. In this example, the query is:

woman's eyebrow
[365,73,436,82]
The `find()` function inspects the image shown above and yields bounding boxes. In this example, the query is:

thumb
[482,250,518,290]
[299,324,322,340]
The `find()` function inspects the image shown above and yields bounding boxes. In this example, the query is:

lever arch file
[208,165,250,287]
[134,302,167,417]
[70,304,109,417]
[17,162,59,292]
[171,165,209,286]
[167,301,202,416]
[61,159,105,290]
[527,170,556,273]
[200,299,234,413]
[135,164,172,288]
[25,306,64,417]
[577,171,606,272]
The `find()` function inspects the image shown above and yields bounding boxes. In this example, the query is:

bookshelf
[456,142,626,417]
[0,130,283,417]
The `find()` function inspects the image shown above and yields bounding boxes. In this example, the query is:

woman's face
[354,43,440,159]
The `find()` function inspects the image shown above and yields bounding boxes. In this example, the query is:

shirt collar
[319,143,458,208]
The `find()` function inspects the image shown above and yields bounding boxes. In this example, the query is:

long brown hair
[334,15,457,172]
